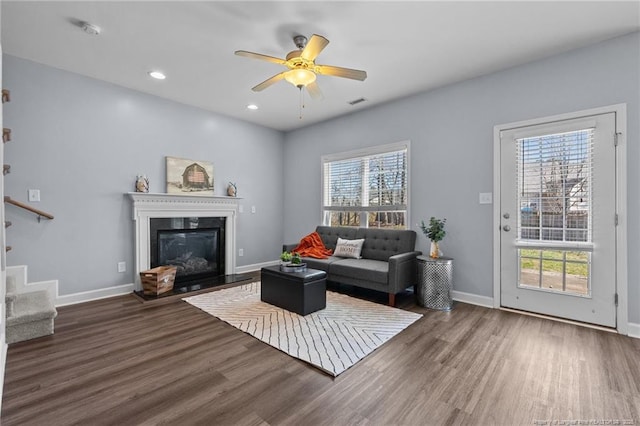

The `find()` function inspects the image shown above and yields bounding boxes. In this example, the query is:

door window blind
[517,128,594,243]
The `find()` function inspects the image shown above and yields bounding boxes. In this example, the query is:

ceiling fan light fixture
[284,69,316,88]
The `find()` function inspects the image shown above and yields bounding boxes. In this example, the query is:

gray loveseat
[283,226,421,306]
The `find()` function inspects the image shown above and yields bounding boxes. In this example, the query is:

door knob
[503,212,510,219]
[503,225,511,232]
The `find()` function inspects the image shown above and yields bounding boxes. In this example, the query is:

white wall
[283,32,640,322]
[3,55,285,296]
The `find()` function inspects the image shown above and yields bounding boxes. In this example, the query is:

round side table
[416,255,454,311]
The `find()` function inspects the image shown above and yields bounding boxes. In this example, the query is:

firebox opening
[150,217,225,286]
[158,228,219,277]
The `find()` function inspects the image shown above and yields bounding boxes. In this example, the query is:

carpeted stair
[5,276,57,344]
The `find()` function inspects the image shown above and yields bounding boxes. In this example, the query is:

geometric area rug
[183,282,422,377]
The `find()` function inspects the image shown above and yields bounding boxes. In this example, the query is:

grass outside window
[519,249,589,276]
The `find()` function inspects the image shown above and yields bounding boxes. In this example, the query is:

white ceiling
[2,1,639,132]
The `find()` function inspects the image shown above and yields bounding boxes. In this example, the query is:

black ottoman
[260,265,327,315]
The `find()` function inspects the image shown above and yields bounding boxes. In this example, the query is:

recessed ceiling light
[148,71,166,80]
[81,22,101,36]
[247,104,259,110]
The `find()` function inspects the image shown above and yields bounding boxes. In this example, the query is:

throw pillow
[333,238,365,259]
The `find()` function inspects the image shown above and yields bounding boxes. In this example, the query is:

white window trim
[320,140,411,228]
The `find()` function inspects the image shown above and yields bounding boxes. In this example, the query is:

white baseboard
[57,262,274,306]
[55,283,135,307]
[55,262,274,307]
[628,322,640,339]
[439,292,638,338]
[11,262,636,340]
[15,260,273,308]
[235,260,279,274]
[55,262,274,305]
[238,263,498,309]
[452,290,494,308]
[57,262,276,306]
[7,265,134,307]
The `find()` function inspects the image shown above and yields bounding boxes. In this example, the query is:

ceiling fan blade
[301,34,329,61]
[306,81,323,100]
[315,64,367,81]
[235,50,286,65]
[251,72,286,92]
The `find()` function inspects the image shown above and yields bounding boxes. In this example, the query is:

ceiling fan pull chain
[299,86,304,120]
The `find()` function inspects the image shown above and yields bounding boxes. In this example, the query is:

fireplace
[128,193,239,292]
[150,217,225,285]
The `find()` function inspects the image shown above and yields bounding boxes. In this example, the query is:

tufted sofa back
[355,228,417,261]
[315,226,358,251]
[314,226,417,260]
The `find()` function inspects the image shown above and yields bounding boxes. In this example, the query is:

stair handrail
[4,196,54,221]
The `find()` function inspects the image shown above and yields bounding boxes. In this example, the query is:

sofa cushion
[302,256,343,272]
[329,258,389,285]
[356,228,417,261]
[315,226,358,251]
[333,238,365,258]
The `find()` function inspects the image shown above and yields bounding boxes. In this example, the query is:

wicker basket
[140,265,177,296]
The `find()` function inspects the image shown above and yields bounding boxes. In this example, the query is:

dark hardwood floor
[2,277,639,425]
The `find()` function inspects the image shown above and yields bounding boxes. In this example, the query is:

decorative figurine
[227,182,237,197]
[135,175,150,193]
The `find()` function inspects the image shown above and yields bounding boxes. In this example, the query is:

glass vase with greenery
[420,217,446,258]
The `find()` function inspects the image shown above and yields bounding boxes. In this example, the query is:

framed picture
[166,156,214,195]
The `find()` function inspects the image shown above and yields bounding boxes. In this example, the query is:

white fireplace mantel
[127,192,240,289]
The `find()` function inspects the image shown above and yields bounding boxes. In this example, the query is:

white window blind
[322,143,408,228]
[517,128,594,243]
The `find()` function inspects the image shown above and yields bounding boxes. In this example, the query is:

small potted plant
[279,251,305,271]
[420,217,446,259]
[280,251,292,264]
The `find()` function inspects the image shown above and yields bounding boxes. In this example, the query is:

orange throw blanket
[292,231,333,259]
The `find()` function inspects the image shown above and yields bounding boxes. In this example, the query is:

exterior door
[499,112,617,327]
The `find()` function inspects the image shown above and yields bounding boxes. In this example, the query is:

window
[322,142,409,229]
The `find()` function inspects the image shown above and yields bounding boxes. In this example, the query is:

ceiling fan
[235,34,367,99]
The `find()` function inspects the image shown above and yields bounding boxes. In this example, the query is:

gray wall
[3,55,284,295]
[3,32,638,323]
[283,33,640,321]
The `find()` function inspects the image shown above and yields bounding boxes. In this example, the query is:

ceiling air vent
[348,97,367,106]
